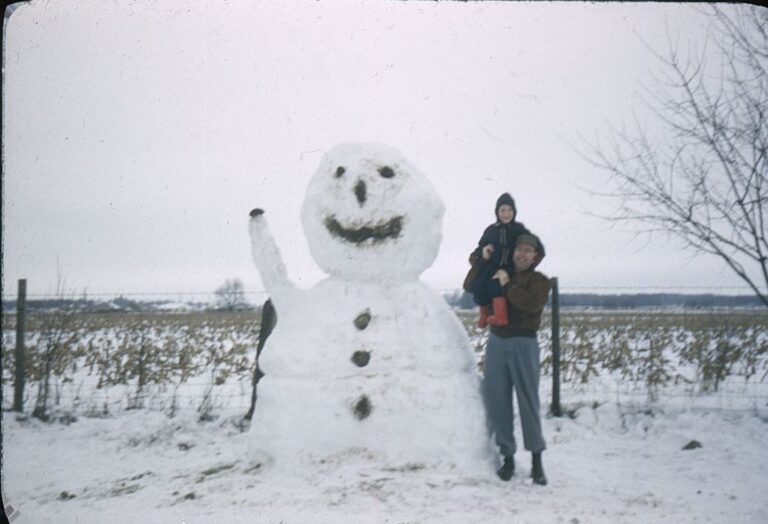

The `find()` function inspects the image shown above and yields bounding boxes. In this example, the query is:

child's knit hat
[495,192,516,219]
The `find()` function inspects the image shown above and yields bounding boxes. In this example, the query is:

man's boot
[478,305,491,328]
[531,452,547,486]
[486,297,509,326]
[496,455,515,481]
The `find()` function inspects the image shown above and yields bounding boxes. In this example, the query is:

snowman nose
[354,179,367,206]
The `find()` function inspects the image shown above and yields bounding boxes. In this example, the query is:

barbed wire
[555,286,759,291]
[1,285,761,301]
[9,382,765,409]
[11,378,768,399]
[25,386,768,400]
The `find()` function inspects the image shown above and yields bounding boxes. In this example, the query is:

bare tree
[585,6,767,307]
[214,278,248,312]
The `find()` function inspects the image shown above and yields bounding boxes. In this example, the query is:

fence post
[13,278,27,412]
[550,277,562,417]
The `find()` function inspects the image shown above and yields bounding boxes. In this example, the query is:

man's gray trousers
[482,332,546,457]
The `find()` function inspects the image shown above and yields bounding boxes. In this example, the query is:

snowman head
[301,143,445,282]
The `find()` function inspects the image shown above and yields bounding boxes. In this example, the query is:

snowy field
[3,381,767,523]
[3,308,767,524]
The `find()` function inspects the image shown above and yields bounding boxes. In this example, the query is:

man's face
[513,242,537,271]
[497,204,515,224]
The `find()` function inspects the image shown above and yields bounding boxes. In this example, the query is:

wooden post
[550,277,562,417]
[13,278,27,412]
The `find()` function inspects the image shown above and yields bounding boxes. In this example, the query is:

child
[466,193,530,327]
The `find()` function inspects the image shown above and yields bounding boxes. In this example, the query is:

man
[482,233,551,485]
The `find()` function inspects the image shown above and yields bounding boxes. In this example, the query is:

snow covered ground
[4,381,767,524]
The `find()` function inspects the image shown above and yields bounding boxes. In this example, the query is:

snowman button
[354,309,371,330]
[351,350,371,367]
[353,395,372,420]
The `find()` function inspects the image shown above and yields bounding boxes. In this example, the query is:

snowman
[248,143,492,471]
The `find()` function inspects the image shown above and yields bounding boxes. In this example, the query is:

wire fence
[3,278,766,423]
[1,284,762,301]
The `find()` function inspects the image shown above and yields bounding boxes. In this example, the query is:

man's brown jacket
[490,268,552,338]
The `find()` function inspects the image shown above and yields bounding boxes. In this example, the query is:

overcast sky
[2,1,758,300]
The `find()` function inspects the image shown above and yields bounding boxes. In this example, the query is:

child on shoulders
[466,192,530,327]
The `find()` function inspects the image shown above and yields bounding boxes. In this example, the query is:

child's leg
[486,277,509,326]
[474,277,492,327]
[470,266,496,306]
[470,268,496,328]
[486,276,504,298]
[478,304,491,328]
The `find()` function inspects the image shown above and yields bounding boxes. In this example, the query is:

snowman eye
[378,166,395,178]
[335,166,346,178]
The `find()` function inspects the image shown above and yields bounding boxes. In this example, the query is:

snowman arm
[248,209,297,305]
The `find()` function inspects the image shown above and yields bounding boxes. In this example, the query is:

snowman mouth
[324,215,403,244]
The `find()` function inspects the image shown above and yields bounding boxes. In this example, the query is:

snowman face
[301,143,445,282]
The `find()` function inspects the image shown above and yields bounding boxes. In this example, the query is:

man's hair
[515,233,540,252]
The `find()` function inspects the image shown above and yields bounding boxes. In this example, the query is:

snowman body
[249,143,491,469]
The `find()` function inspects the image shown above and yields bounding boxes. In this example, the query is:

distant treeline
[558,293,764,309]
[2,291,765,313]
[1,297,216,314]
[444,290,764,310]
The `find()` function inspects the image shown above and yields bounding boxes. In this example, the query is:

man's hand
[492,269,510,286]
[482,244,495,260]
